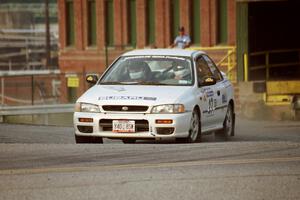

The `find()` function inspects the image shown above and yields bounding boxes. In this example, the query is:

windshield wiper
[99,81,143,85]
[135,81,168,85]
[99,81,125,85]
[100,81,168,85]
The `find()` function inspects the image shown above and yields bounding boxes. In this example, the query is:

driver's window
[196,56,213,81]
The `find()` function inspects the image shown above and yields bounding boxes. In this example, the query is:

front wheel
[215,104,235,141]
[176,109,201,143]
[75,135,103,144]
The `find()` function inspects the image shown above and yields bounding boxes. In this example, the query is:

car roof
[122,48,206,58]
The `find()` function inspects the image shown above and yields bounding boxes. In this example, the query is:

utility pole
[45,0,51,69]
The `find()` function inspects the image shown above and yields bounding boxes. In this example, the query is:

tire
[75,135,103,144]
[176,109,201,143]
[215,103,235,141]
[122,139,136,144]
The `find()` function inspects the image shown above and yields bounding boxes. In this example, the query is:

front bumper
[73,112,192,140]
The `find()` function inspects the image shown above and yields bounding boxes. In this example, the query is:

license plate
[112,120,135,133]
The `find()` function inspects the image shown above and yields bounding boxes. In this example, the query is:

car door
[195,56,219,131]
[203,55,227,127]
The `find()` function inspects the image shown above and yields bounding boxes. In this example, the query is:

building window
[105,0,114,46]
[171,0,180,41]
[191,0,201,45]
[87,0,97,46]
[128,0,136,47]
[66,0,75,46]
[146,0,155,46]
[217,0,228,44]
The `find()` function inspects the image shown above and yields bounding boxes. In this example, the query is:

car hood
[77,85,193,106]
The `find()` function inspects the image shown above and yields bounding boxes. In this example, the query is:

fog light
[156,127,175,135]
[79,118,93,123]
[155,119,173,124]
[77,126,93,133]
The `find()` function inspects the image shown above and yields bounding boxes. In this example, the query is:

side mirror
[86,74,99,85]
[199,76,217,87]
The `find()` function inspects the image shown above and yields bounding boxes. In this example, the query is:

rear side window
[203,55,223,81]
[196,56,213,81]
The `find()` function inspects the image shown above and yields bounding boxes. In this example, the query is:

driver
[127,61,151,81]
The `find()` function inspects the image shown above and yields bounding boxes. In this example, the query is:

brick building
[58,0,300,119]
[58,0,236,68]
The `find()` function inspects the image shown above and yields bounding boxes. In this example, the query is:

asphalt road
[0,118,300,200]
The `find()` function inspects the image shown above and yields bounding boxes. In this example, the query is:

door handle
[217,90,220,96]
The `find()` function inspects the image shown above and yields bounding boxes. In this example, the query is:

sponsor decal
[206,90,214,97]
[124,55,187,61]
[98,96,157,101]
[201,88,214,97]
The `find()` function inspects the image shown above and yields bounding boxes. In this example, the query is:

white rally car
[74,49,235,144]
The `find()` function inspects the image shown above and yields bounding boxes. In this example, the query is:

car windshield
[99,56,193,86]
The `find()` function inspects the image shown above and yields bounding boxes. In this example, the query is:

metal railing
[0,70,94,106]
[245,49,300,105]
[248,49,300,81]
[0,70,60,106]
[217,48,237,83]
[0,104,74,116]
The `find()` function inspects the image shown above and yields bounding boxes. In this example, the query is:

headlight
[151,104,185,114]
[75,103,100,113]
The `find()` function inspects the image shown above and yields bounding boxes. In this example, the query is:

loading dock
[236,0,300,106]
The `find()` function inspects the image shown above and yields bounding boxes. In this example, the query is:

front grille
[102,105,148,112]
[99,119,149,132]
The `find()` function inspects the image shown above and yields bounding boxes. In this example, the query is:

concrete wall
[237,82,297,121]
[2,113,73,127]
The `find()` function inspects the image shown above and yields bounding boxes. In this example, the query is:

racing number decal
[208,98,217,115]
[202,88,217,115]
[208,98,214,114]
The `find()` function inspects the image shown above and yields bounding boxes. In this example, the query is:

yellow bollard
[243,53,248,82]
